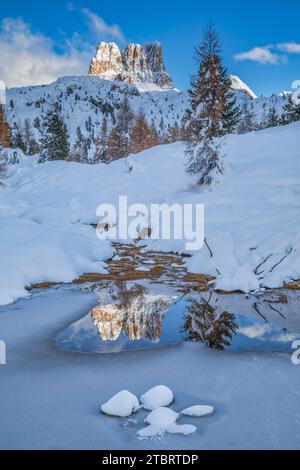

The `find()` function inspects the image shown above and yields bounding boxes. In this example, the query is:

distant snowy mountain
[229,75,257,99]
[89,41,174,91]
[4,40,289,162]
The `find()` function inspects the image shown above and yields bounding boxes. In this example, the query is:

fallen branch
[267,303,286,319]
[204,238,213,258]
[254,253,273,275]
[253,302,268,323]
[269,247,293,273]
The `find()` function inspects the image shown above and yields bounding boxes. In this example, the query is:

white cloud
[277,42,300,54]
[81,8,125,43]
[0,17,91,88]
[234,46,282,64]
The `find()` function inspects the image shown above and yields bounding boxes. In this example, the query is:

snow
[138,408,197,439]
[180,405,214,417]
[137,423,196,439]
[5,75,287,162]
[140,385,174,410]
[1,121,299,304]
[101,390,140,417]
[145,407,179,426]
[230,75,257,99]
[167,424,197,435]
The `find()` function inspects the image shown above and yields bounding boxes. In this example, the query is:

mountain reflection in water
[56,282,184,353]
[91,295,171,342]
[56,282,300,354]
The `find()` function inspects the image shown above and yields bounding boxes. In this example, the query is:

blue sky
[0,0,300,95]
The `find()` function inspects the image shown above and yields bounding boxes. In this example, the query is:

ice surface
[1,288,300,449]
[140,385,174,410]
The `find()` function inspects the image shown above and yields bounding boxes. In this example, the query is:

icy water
[56,281,300,355]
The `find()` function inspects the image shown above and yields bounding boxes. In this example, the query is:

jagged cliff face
[89,41,174,90]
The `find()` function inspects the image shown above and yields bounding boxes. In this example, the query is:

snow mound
[145,407,179,426]
[180,405,214,417]
[137,422,196,439]
[140,385,173,410]
[167,424,197,435]
[101,390,140,417]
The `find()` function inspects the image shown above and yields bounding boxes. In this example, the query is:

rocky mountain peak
[89,41,174,91]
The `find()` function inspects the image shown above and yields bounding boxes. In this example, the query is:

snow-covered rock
[140,385,174,410]
[101,390,140,417]
[230,75,257,99]
[180,405,214,417]
[145,407,179,426]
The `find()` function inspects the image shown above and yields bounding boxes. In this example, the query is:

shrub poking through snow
[101,390,140,417]
[140,385,174,410]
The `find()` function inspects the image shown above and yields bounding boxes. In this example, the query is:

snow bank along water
[0,121,299,304]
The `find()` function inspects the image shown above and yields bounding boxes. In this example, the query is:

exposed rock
[89,41,174,90]
[230,75,257,99]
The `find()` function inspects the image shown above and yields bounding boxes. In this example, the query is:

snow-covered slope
[5,73,289,162]
[6,76,187,160]
[0,121,299,304]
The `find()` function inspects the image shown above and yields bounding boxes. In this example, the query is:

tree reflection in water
[183,294,238,350]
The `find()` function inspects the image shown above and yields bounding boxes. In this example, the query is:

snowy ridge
[5,75,288,162]
[230,75,257,99]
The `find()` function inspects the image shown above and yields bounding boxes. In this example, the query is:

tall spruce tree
[185,23,227,186]
[41,104,69,161]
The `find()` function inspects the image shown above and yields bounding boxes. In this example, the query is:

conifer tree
[131,110,155,153]
[95,117,110,163]
[12,128,26,153]
[266,106,279,128]
[237,101,256,134]
[185,23,226,186]
[220,74,241,135]
[281,95,300,124]
[41,104,69,161]
[107,96,134,160]
[23,118,39,155]
[0,104,11,148]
